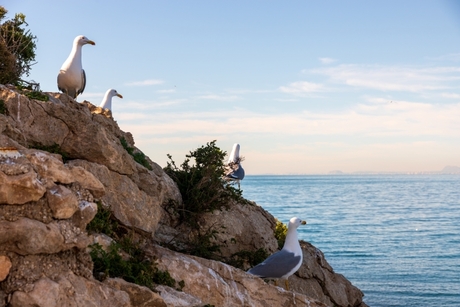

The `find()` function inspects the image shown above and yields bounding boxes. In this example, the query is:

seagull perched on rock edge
[247,217,307,290]
[99,89,123,110]
[225,143,245,187]
[57,35,95,99]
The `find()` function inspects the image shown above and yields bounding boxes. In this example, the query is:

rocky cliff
[0,84,367,307]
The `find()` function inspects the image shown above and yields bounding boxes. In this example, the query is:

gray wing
[227,165,245,180]
[247,250,301,279]
[77,69,86,96]
[57,72,66,94]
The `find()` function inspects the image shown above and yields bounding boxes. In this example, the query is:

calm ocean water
[240,175,460,307]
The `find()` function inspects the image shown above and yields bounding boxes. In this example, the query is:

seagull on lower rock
[247,217,307,290]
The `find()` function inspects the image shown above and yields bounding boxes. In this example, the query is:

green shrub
[0,6,37,84]
[90,240,180,290]
[120,137,152,170]
[164,140,245,227]
[274,220,288,249]
[86,201,118,236]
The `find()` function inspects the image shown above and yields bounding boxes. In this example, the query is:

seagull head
[107,89,123,99]
[75,35,96,46]
[289,217,307,229]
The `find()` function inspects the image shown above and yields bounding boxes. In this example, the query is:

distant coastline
[249,166,460,176]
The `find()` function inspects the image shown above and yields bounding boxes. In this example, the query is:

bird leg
[285,279,290,291]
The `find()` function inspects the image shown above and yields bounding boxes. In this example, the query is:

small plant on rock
[227,248,269,270]
[120,137,152,170]
[31,143,69,162]
[274,219,288,249]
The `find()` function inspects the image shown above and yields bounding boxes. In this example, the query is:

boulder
[68,160,175,235]
[0,218,89,255]
[0,158,46,205]
[9,271,131,307]
[105,278,168,307]
[46,184,79,219]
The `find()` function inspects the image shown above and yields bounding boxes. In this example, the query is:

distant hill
[327,166,460,175]
[440,165,460,174]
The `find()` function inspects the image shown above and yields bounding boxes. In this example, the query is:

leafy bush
[164,140,245,227]
[89,242,178,289]
[274,220,288,249]
[86,201,118,236]
[0,6,37,84]
[227,248,269,270]
[120,137,152,170]
[88,205,182,290]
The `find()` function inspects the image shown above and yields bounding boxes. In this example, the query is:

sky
[3,0,460,174]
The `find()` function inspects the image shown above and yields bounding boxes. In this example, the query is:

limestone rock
[68,160,170,235]
[0,87,136,175]
[0,255,12,281]
[46,184,79,219]
[149,245,328,307]
[25,149,105,196]
[9,272,131,307]
[155,286,202,307]
[106,278,167,307]
[202,201,279,259]
[0,162,46,205]
[289,241,367,307]
[26,150,74,186]
[68,165,105,198]
[71,201,98,230]
[0,218,89,255]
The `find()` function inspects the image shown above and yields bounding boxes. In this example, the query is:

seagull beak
[87,40,96,45]
[117,94,123,98]
[301,220,307,225]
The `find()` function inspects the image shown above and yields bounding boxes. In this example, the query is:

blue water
[241,175,460,307]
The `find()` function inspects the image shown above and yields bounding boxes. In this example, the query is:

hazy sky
[4,0,460,174]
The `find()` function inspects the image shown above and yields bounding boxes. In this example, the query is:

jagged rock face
[0,85,367,307]
[154,201,280,260]
[148,245,329,307]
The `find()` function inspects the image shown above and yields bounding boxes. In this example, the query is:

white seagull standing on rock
[100,89,123,110]
[248,217,307,290]
[225,143,245,187]
[57,35,95,99]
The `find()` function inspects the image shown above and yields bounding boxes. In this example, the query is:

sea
[240,175,460,307]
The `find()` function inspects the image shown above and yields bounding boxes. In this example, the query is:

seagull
[225,143,245,187]
[248,217,307,290]
[99,89,123,110]
[57,35,95,99]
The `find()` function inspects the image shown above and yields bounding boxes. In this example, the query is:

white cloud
[197,94,240,101]
[441,92,460,99]
[125,79,164,86]
[427,53,460,62]
[279,81,324,93]
[319,57,337,64]
[120,101,460,138]
[310,64,460,92]
[157,89,176,94]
